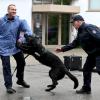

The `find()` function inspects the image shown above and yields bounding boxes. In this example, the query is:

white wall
[0,0,32,28]
[72,0,100,27]
[69,0,100,42]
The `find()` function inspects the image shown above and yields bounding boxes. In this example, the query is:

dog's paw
[47,85,53,87]
[73,80,79,89]
[45,86,56,92]
[45,88,51,92]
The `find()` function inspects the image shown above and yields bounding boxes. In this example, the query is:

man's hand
[17,38,24,44]
[55,48,62,53]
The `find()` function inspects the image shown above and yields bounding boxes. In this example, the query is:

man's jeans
[0,52,25,89]
[1,56,12,88]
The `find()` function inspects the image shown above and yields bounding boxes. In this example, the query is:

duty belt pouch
[63,56,71,70]
[64,56,82,71]
[96,56,100,72]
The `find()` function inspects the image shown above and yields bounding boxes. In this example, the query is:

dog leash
[12,54,29,77]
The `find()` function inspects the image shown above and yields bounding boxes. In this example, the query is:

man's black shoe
[17,80,30,88]
[7,87,16,94]
[76,87,91,94]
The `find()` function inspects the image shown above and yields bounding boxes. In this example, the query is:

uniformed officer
[56,15,100,94]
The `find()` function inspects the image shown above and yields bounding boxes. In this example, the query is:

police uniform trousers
[83,53,100,90]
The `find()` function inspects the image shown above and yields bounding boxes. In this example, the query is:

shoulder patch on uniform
[92,30,97,34]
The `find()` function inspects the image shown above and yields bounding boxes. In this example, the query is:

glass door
[45,14,59,45]
[61,14,70,45]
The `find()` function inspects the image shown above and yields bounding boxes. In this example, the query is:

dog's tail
[63,67,79,89]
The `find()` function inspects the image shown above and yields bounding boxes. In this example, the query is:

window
[32,0,52,4]
[89,0,100,11]
[32,0,72,5]
[61,14,70,45]
[50,0,72,5]
[33,14,42,42]
[46,14,59,45]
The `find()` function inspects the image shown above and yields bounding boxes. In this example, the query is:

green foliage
[63,0,73,5]
[53,0,73,5]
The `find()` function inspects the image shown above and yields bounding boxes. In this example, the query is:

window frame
[32,0,52,4]
[88,0,100,12]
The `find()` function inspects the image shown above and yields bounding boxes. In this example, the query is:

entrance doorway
[45,14,58,45]
[32,13,70,46]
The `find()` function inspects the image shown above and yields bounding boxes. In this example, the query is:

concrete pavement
[0,48,100,100]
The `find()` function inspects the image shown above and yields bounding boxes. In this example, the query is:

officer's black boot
[16,80,30,88]
[76,86,91,94]
[98,71,100,75]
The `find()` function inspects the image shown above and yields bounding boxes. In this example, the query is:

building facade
[72,0,100,27]
[32,0,80,47]
[0,0,81,47]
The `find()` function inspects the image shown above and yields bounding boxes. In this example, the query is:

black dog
[17,34,79,91]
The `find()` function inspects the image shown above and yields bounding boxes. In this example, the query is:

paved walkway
[0,48,100,100]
